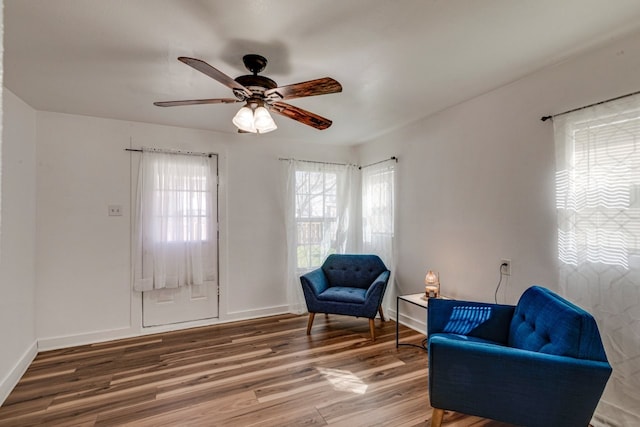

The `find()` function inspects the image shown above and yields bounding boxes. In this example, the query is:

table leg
[395,295,428,352]
[395,296,399,348]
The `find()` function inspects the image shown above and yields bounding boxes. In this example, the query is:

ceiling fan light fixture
[254,106,277,134]
[232,105,257,133]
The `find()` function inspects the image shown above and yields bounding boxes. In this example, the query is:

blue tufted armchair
[427,286,612,427]
[300,254,390,341]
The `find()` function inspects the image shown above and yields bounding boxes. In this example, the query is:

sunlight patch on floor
[317,367,368,394]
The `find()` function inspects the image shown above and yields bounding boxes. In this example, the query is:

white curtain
[554,94,640,426]
[284,160,358,314]
[134,150,217,292]
[361,160,396,308]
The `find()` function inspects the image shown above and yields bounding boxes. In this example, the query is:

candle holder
[425,270,440,298]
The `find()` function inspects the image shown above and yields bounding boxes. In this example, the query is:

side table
[395,292,432,350]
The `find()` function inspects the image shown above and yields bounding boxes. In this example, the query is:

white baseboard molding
[389,308,427,335]
[136,307,285,337]
[37,306,291,351]
[0,340,37,406]
[37,326,138,352]
[225,305,290,322]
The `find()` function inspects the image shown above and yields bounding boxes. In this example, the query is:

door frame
[129,145,228,334]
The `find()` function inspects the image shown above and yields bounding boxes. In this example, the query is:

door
[143,278,219,327]
[141,154,219,327]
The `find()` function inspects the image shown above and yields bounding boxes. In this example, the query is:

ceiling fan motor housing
[242,54,268,74]
[234,75,278,101]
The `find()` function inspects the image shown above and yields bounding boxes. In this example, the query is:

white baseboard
[37,306,290,351]
[225,305,290,322]
[136,306,287,337]
[37,326,138,351]
[0,340,37,406]
[389,307,427,335]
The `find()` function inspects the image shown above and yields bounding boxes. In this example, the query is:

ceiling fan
[154,54,342,134]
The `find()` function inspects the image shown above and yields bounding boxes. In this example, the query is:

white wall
[357,28,640,427]
[0,89,38,403]
[361,28,640,304]
[34,111,354,348]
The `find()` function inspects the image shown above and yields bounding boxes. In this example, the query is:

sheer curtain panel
[284,160,358,314]
[554,93,640,426]
[361,161,396,307]
[134,151,217,292]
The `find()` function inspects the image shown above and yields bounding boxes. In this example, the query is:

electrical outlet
[501,259,511,276]
[108,205,123,216]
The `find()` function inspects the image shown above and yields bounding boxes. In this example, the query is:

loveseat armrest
[428,298,515,344]
[428,334,612,427]
[300,268,329,296]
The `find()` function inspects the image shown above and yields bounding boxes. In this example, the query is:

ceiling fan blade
[154,98,240,107]
[265,77,342,101]
[270,101,333,130]
[178,57,252,98]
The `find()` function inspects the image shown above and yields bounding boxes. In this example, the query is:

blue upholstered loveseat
[427,286,612,427]
[300,254,390,340]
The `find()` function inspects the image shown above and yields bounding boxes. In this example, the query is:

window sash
[149,160,212,243]
[294,169,340,271]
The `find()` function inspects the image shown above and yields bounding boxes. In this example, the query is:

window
[362,164,395,256]
[134,151,217,291]
[556,105,640,268]
[284,158,393,314]
[286,161,356,273]
[295,169,339,270]
[151,161,211,242]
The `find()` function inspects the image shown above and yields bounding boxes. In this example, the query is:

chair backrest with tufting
[321,254,388,290]
[508,286,608,361]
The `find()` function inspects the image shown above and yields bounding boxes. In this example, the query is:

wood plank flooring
[0,314,513,426]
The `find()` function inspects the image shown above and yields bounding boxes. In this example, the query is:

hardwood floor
[0,314,513,426]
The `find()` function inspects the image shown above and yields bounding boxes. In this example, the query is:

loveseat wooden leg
[369,318,376,341]
[306,313,315,335]
[378,305,385,321]
[431,408,444,427]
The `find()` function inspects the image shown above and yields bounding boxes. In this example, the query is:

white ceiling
[6,0,640,145]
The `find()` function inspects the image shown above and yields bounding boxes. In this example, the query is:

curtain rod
[359,156,397,170]
[125,148,215,158]
[278,157,353,167]
[278,156,398,169]
[541,89,640,122]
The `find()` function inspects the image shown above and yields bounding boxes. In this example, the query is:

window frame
[293,168,340,271]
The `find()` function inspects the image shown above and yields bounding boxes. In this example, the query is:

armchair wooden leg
[306,313,315,335]
[369,318,376,341]
[378,305,386,321]
[431,408,444,427]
